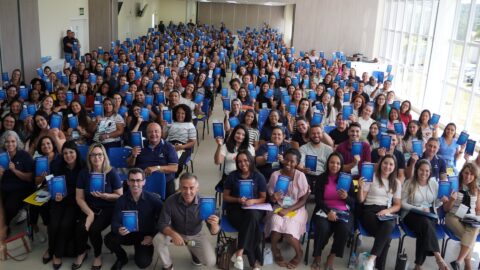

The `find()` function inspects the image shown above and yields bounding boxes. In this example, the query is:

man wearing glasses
[104,168,163,270]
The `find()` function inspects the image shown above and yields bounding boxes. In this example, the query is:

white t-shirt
[299,142,333,175]
[94,114,125,143]
[364,175,401,206]
[358,117,375,140]
[220,144,255,175]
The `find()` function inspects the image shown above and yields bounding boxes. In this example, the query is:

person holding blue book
[336,122,372,178]
[256,126,291,181]
[371,130,406,182]
[266,148,310,269]
[357,154,401,270]
[406,137,447,181]
[64,100,92,145]
[258,109,291,145]
[371,93,390,121]
[438,123,466,176]
[400,159,448,270]
[75,143,123,270]
[92,98,125,151]
[223,98,244,135]
[418,109,439,142]
[125,103,151,145]
[442,163,480,270]
[26,111,66,156]
[255,82,276,111]
[223,150,266,270]
[310,152,355,270]
[104,168,163,270]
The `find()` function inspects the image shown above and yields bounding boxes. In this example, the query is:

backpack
[216,236,237,270]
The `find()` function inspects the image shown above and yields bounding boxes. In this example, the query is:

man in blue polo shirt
[127,123,178,198]
[406,137,447,181]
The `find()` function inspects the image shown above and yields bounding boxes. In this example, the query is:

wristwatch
[156,165,161,172]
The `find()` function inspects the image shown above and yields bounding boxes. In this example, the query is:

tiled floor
[3,82,473,270]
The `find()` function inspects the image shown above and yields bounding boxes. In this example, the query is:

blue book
[239,180,253,199]
[267,144,279,163]
[221,88,229,98]
[228,117,240,129]
[305,155,317,172]
[380,135,391,151]
[1,72,8,82]
[0,90,6,101]
[90,173,105,193]
[131,131,144,148]
[275,175,291,194]
[361,163,375,182]
[50,114,62,129]
[265,89,274,99]
[288,104,297,116]
[386,65,393,73]
[156,92,165,104]
[394,122,404,135]
[316,103,324,112]
[466,139,476,156]
[457,131,469,145]
[213,122,224,139]
[141,108,149,121]
[19,87,28,100]
[49,175,67,198]
[392,100,401,110]
[163,110,172,124]
[379,118,388,128]
[93,102,103,117]
[199,197,216,220]
[194,93,204,104]
[342,104,353,120]
[343,92,351,103]
[412,140,423,157]
[78,94,86,105]
[66,91,74,103]
[145,95,154,106]
[448,176,459,192]
[308,90,316,100]
[27,104,36,115]
[282,95,291,107]
[89,73,97,84]
[337,172,352,191]
[311,112,323,126]
[35,156,49,177]
[68,115,78,129]
[429,113,440,126]
[125,92,133,105]
[438,181,451,199]
[122,210,138,232]
[222,98,231,111]
[118,106,128,117]
[0,152,9,169]
[120,83,129,92]
[352,141,363,156]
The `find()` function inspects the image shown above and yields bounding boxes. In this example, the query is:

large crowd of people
[0,20,479,270]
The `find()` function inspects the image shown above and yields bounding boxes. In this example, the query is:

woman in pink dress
[266,148,310,269]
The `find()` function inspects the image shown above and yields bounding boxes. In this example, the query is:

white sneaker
[231,254,243,270]
[362,259,375,270]
[15,209,27,224]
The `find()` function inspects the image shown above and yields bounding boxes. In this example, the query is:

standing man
[104,168,163,269]
[153,173,220,270]
[63,30,75,60]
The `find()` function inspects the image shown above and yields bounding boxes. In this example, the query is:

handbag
[0,232,31,261]
[394,249,408,270]
[216,236,237,270]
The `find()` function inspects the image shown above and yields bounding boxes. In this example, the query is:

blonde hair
[460,163,478,195]
[86,143,112,173]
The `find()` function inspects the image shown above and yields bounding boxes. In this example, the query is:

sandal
[274,252,287,267]
[310,261,321,270]
[286,253,302,269]
[436,259,448,270]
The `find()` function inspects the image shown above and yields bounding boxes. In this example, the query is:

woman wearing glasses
[74,143,123,270]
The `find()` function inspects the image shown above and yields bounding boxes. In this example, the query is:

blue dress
[438,137,458,173]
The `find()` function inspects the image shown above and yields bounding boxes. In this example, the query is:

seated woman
[223,150,266,270]
[223,98,244,135]
[74,143,123,270]
[311,152,355,270]
[259,109,290,145]
[290,117,310,149]
[438,123,465,176]
[240,109,260,150]
[47,141,85,269]
[442,163,480,270]
[26,111,66,156]
[418,109,438,142]
[163,104,197,177]
[126,102,151,144]
[266,148,310,269]
[401,159,448,270]
[0,131,34,235]
[357,154,401,270]
[64,100,92,145]
[91,98,125,151]
[256,126,291,182]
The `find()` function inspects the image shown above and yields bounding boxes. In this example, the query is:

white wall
[292,0,381,58]
[118,0,189,41]
[38,0,89,59]
[283,4,294,47]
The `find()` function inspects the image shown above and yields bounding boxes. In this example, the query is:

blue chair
[196,98,211,141]
[108,147,132,169]
[143,172,166,200]
[78,144,89,162]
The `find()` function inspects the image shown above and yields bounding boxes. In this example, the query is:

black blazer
[313,172,356,215]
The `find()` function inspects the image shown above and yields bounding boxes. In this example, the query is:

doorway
[70,18,89,56]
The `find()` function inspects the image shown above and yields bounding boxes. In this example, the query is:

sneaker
[161,264,174,270]
[190,253,201,266]
[363,259,374,270]
[231,254,243,270]
[450,261,460,270]
[15,209,27,224]
[35,230,47,243]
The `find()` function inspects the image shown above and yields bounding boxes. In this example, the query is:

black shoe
[111,259,127,270]
[450,261,460,270]
[161,264,174,270]
[71,252,88,270]
[190,253,201,266]
[43,254,52,264]
[53,263,62,270]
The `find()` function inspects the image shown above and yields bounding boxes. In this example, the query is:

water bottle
[348,252,356,269]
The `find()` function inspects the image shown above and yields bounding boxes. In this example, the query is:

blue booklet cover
[267,144,279,163]
[282,95,291,107]
[0,90,5,101]
[466,139,476,155]
[379,118,388,128]
[265,89,274,99]
[448,176,459,192]
[343,92,351,103]
[361,163,375,182]
[125,92,133,105]
[145,95,154,106]
[380,135,391,151]
[213,122,224,139]
[68,115,79,129]
[156,92,165,104]
[50,114,62,129]
[35,156,49,177]
[351,141,363,156]
[222,98,231,111]
[221,88,229,98]
[78,94,86,105]
[394,122,404,135]
[49,175,67,198]
[90,173,105,193]
[412,140,423,157]
[239,180,253,199]
[93,102,103,117]
[199,197,216,220]
[131,131,143,148]
[337,172,352,191]
[311,112,323,126]
[308,90,316,100]
[118,106,128,117]
[163,110,172,124]
[438,181,451,199]
[27,104,37,115]
[305,155,317,172]
[288,104,297,116]
[429,113,440,126]
[342,104,353,120]
[194,93,204,104]
[141,108,150,121]
[392,100,401,110]
[122,210,138,232]
[457,131,469,145]
[228,117,240,128]
[275,175,291,194]
[66,91,74,103]
[19,87,28,100]
[0,152,9,169]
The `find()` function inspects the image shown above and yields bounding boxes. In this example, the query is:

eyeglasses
[89,153,103,158]
[128,179,144,183]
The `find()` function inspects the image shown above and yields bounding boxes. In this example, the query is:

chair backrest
[201,98,211,114]
[107,147,132,169]
[144,172,166,200]
[78,144,89,162]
